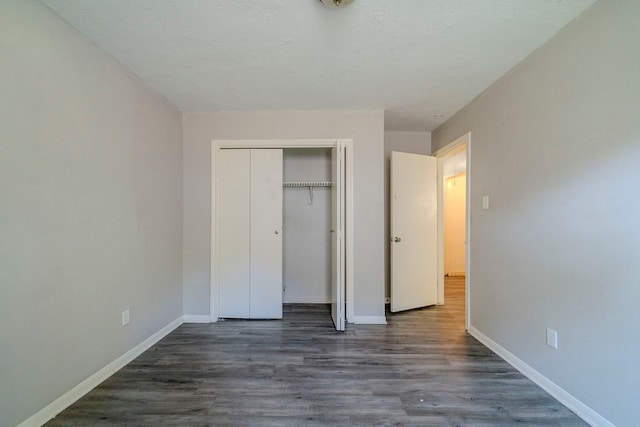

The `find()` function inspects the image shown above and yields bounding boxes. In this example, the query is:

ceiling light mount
[319,0,354,8]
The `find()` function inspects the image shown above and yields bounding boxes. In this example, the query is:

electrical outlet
[546,328,558,349]
[122,309,130,326]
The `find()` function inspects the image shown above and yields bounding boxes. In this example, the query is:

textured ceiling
[41,0,595,131]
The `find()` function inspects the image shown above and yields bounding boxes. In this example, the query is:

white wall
[0,2,183,426]
[432,1,640,425]
[183,111,385,319]
[384,132,431,299]
[283,149,332,303]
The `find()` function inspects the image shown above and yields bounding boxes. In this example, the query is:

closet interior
[282,148,332,305]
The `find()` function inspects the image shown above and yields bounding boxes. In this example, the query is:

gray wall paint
[0,2,183,425]
[283,149,332,303]
[432,1,639,425]
[182,111,385,318]
[384,132,431,299]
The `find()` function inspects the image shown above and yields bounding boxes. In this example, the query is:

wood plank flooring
[46,278,585,426]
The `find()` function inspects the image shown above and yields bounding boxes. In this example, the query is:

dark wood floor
[46,278,585,426]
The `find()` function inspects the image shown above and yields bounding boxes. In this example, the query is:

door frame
[211,139,354,323]
[434,132,471,331]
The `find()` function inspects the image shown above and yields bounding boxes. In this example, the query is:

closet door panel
[250,149,283,319]
[218,149,251,318]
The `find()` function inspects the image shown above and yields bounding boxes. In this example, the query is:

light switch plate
[482,195,489,210]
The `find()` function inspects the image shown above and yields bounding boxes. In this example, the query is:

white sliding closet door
[218,149,283,319]
[218,149,251,318]
[250,149,283,318]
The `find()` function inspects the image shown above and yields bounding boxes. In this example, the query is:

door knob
[391,236,401,242]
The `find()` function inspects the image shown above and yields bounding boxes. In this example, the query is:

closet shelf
[283,181,332,187]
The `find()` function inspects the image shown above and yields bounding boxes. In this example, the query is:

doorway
[210,139,354,331]
[435,133,470,330]
[443,150,467,278]
[282,148,332,305]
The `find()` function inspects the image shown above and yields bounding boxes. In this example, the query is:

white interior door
[331,145,345,331]
[218,149,251,318]
[250,149,283,318]
[390,151,438,312]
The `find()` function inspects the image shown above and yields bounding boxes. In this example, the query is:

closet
[217,149,283,319]
[214,142,346,331]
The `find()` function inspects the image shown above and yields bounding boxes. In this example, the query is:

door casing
[211,139,354,324]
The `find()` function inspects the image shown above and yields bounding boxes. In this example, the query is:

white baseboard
[351,315,387,325]
[18,316,184,427]
[468,326,614,427]
[182,314,211,323]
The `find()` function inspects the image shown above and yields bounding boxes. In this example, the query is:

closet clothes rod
[282,181,332,187]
